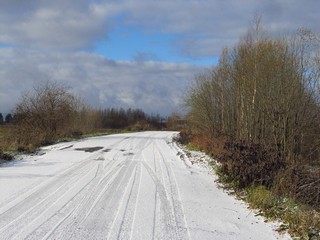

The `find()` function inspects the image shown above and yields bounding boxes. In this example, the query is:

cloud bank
[0,49,200,115]
[0,0,319,115]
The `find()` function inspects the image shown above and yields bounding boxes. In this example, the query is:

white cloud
[113,0,320,58]
[0,49,201,115]
[0,0,111,50]
[0,0,319,116]
[1,0,319,56]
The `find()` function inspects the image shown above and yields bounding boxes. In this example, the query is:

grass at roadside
[0,125,18,153]
[0,125,16,164]
[185,143,202,152]
[210,156,320,239]
[245,186,320,238]
[0,126,133,164]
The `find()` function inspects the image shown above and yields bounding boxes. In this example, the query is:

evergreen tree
[5,113,13,124]
[0,113,3,124]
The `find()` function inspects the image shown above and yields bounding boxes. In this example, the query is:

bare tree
[14,81,79,145]
[185,20,320,165]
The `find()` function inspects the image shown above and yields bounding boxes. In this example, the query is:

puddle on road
[75,147,104,153]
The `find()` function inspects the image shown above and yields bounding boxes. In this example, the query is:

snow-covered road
[0,131,289,240]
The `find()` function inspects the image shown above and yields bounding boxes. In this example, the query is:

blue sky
[93,27,218,65]
[0,0,319,115]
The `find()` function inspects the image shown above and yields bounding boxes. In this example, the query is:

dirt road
[0,132,289,239]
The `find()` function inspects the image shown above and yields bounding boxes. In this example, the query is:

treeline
[96,108,164,130]
[187,26,320,165]
[0,113,13,124]
[1,81,183,150]
[185,19,320,215]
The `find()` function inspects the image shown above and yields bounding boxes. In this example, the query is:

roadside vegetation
[0,81,183,161]
[182,17,320,239]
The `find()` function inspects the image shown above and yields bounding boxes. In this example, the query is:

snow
[0,131,290,239]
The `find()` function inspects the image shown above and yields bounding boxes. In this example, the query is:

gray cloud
[1,0,319,56]
[0,0,319,116]
[134,51,159,62]
[0,49,200,115]
[114,0,320,58]
[0,0,112,50]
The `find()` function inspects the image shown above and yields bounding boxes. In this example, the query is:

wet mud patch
[94,157,105,161]
[75,147,104,153]
[123,152,134,156]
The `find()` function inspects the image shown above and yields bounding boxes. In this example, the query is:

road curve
[0,131,289,240]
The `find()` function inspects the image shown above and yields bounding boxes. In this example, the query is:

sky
[0,0,319,116]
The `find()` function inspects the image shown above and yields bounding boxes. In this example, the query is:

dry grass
[273,165,320,210]
[190,134,226,157]
[179,130,320,239]
[246,186,320,239]
[0,125,15,150]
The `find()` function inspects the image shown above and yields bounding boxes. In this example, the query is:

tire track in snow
[156,140,191,240]
[25,162,105,240]
[107,161,142,240]
[141,160,176,240]
[0,152,95,216]
[141,139,184,240]
[2,133,187,240]
[67,158,138,239]
[0,138,133,240]
[0,155,98,228]
[27,152,125,240]
[45,139,135,239]
[18,163,103,240]
[109,137,152,240]
[0,160,99,240]
[0,136,129,211]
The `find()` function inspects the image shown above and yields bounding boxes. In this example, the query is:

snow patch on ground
[0,132,291,240]
[173,140,291,240]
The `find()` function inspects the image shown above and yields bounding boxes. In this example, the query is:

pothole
[75,147,104,153]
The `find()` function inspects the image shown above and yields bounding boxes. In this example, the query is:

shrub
[218,141,286,188]
[246,186,279,216]
[174,129,193,145]
[14,81,81,147]
[246,186,320,239]
[0,150,13,161]
[273,165,320,210]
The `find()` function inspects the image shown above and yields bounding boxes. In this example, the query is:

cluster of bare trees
[93,108,166,130]
[11,81,172,148]
[186,21,320,164]
[14,82,97,146]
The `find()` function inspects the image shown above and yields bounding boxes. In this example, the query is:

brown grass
[178,130,320,239]
[0,125,15,150]
[273,165,320,210]
[190,134,226,157]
